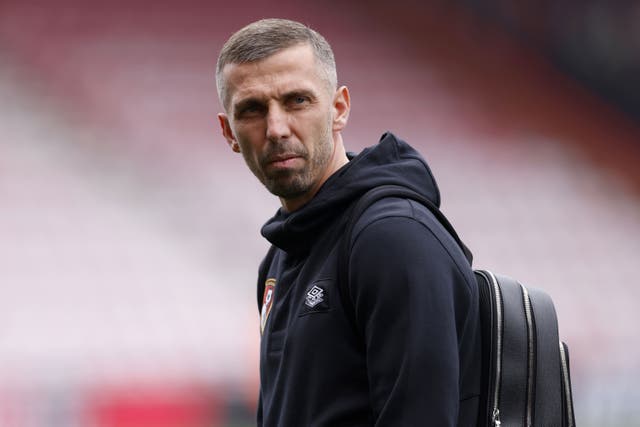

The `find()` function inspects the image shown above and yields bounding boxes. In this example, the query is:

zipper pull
[492,408,501,426]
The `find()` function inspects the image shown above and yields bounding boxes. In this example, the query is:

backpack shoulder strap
[337,184,473,328]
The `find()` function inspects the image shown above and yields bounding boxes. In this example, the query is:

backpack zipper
[521,284,535,427]
[485,271,503,427]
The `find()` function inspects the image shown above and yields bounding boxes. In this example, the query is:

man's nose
[266,106,291,141]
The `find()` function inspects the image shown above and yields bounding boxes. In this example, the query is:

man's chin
[264,179,311,200]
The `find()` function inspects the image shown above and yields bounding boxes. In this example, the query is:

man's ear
[332,85,351,132]
[218,113,241,153]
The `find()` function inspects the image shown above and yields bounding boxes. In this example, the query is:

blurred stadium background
[1,0,639,426]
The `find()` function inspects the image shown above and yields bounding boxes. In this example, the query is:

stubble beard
[258,122,333,200]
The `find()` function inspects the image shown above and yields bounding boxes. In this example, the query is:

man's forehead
[223,44,316,80]
[223,45,326,104]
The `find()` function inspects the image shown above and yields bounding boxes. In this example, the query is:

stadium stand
[1,1,639,426]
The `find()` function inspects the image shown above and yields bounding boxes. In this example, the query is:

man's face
[218,44,348,210]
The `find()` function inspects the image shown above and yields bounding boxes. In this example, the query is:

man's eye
[245,103,264,112]
[288,96,309,107]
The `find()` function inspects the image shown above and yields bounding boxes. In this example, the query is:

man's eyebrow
[233,89,318,114]
[281,89,316,99]
[234,97,265,110]
[233,97,266,117]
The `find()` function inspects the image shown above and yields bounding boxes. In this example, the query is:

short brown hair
[216,18,337,110]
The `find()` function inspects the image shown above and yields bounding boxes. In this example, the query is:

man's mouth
[266,154,303,168]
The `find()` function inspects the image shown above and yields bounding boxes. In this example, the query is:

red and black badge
[260,278,276,334]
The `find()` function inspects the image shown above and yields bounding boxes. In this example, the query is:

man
[216,18,481,426]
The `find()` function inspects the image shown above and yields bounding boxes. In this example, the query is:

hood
[261,132,442,253]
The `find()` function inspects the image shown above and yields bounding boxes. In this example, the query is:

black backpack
[338,185,576,427]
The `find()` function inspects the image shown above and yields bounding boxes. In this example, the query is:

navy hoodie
[257,132,481,426]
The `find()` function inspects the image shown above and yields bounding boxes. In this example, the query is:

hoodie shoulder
[349,196,474,291]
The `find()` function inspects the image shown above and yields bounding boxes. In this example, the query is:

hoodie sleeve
[348,211,475,426]
[256,391,263,426]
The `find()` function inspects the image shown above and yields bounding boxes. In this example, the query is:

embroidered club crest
[261,278,276,334]
[305,285,325,308]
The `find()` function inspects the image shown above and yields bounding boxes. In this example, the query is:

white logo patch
[305,285,325,308]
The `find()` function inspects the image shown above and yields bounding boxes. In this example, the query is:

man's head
[216,18,337,111]
[216,19,350,212]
